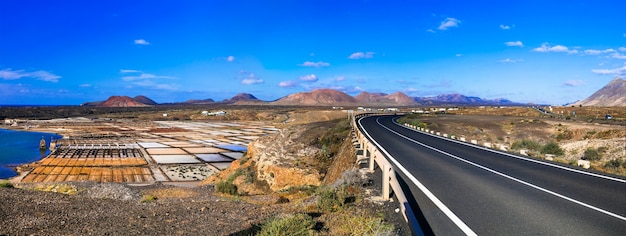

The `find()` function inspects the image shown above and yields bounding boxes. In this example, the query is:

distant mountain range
[84,90,527,108]
[573,78,626,107]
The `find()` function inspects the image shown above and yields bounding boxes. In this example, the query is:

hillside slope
[575,78,626,106]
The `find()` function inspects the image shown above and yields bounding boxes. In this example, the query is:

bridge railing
[351,113,422,235]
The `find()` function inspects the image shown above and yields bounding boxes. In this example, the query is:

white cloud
[28,70,61,82]
[134,39,150,45]
[611,53,626,59]
[227,56,235,62]
[532,43,578,54]
[505,41,524,47]
[122,73,175,81]
[153,84,178,90]
[242,78,264,85]
[402,88,419,94]
[335,76,346,81]
[619,47,626,52]
[563,80,585,87]
[0,68,61,82]
[426,29,435,33]
[240,73,264,85]
[120,71,179,90]
[499,58,523,63]
[0,69,25,80]
[592,65,626,77]
[236,71,264,85]
[299,61,330,67]
[500,24,511,30]
[28,71,59,82]
[79,84,92,87]
[584,49,616,55]
[455,54,463,57]
[624,33,626,38]
[120,69,141,73]
[351,86,365,93]
[348,52,375,59]
[278,81,298,88]
[438,17,460,30]
[299,74,318,82]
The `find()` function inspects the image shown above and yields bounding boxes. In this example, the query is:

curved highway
[358,115,626,235]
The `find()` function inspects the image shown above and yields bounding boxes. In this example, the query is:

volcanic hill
[224,93,260,103]
[354,92,416,105]
[574,78,626,106]
[98,96,153,107]
[271,89,357,106]
[132,95,158,106]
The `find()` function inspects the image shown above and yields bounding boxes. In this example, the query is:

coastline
[0,127,63,180]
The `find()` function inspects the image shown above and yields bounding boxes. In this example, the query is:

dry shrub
[216,180,239,196]
[323,208,396,236]
[0,181,14,188]
[582,148,602,161]
[541,142,564,156]
[258,213,315,236]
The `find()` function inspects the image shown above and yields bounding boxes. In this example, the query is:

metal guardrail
[352,113,423,236]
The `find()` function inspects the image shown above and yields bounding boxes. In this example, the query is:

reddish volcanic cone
[98,96,151,107]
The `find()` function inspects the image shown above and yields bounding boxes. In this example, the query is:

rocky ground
[0,183,280,235]
[1,177,409,235]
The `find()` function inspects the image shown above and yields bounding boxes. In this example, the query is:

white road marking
[376,117,626,222]
[392,118,626,183]
[358,117,478,236]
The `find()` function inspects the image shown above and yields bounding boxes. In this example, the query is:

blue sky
[1,0,625,105]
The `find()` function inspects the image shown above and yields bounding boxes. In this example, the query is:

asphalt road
[358,115,626,235]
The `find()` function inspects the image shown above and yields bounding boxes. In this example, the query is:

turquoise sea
[0,129,62,179]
